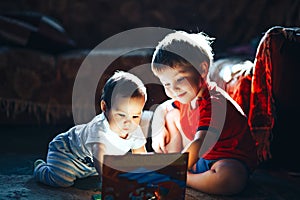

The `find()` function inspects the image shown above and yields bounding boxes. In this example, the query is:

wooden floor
[1,153,300,200]
[186,168,300,200]
[1,125,300,200]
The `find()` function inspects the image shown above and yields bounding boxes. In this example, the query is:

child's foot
[34,159,45,170]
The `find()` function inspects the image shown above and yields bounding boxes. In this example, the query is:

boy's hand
[182,131,206,169]
[151,102,170,153]
[152,127,170,153]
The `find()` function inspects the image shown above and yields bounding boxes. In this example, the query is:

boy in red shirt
[151,31,258,195]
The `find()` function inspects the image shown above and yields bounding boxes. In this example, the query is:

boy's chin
[176,99,190,104]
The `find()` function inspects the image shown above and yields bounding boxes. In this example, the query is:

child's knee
[212,159,248,194]
[34,165,76,187]
[46,173,76,187]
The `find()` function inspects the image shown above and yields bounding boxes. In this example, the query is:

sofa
[0,47,168,125]
[210,26,300,171]
[0,12,168,126]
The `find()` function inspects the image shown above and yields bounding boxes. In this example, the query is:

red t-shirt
[173,84,258,171]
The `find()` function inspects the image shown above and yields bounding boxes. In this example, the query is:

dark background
[0,0,299,155]
[1,0,299,51]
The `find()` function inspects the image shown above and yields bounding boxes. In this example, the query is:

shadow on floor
[1,125,300,199]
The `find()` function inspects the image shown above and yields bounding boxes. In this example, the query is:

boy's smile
[155,65,201,104]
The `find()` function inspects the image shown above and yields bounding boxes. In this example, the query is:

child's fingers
[152,142,161,153]
[164,128,170,145]
[152,139,163,153]
[160,132,170,153]
[160,142,168,153]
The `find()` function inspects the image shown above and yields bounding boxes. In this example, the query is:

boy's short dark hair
[101,71,147,109]
[151,31,214,72]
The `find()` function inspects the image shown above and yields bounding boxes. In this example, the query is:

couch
[210,26,300,171]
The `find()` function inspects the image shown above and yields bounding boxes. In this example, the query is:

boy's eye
[118,113,126,117]
[132,115,140,119]
[177,77,185,83]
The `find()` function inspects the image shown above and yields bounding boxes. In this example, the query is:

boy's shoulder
[209,82,246,116]
[207,82,231,100]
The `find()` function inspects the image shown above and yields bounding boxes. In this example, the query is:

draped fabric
[249,26,300,133]
[210,26,300,162]
[248,27,275,133]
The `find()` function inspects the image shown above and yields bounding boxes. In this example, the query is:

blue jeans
[189,158,217,174]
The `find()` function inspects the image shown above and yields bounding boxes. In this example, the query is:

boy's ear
[199,61,209,79]
[100,100,107,112]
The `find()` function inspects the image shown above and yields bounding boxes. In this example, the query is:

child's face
[106,96,145,136]
[155,65,201,104]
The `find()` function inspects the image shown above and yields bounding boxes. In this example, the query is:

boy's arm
[182,130,217,169]
[182,130,206,169]
[151,99,175,153]
[152,99,175,131]
[132,145,147,154]
[92,143,106,177]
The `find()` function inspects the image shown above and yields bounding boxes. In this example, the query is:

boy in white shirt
[33,71,147,187]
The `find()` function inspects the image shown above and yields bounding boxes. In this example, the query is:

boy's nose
[171,84,180,92]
